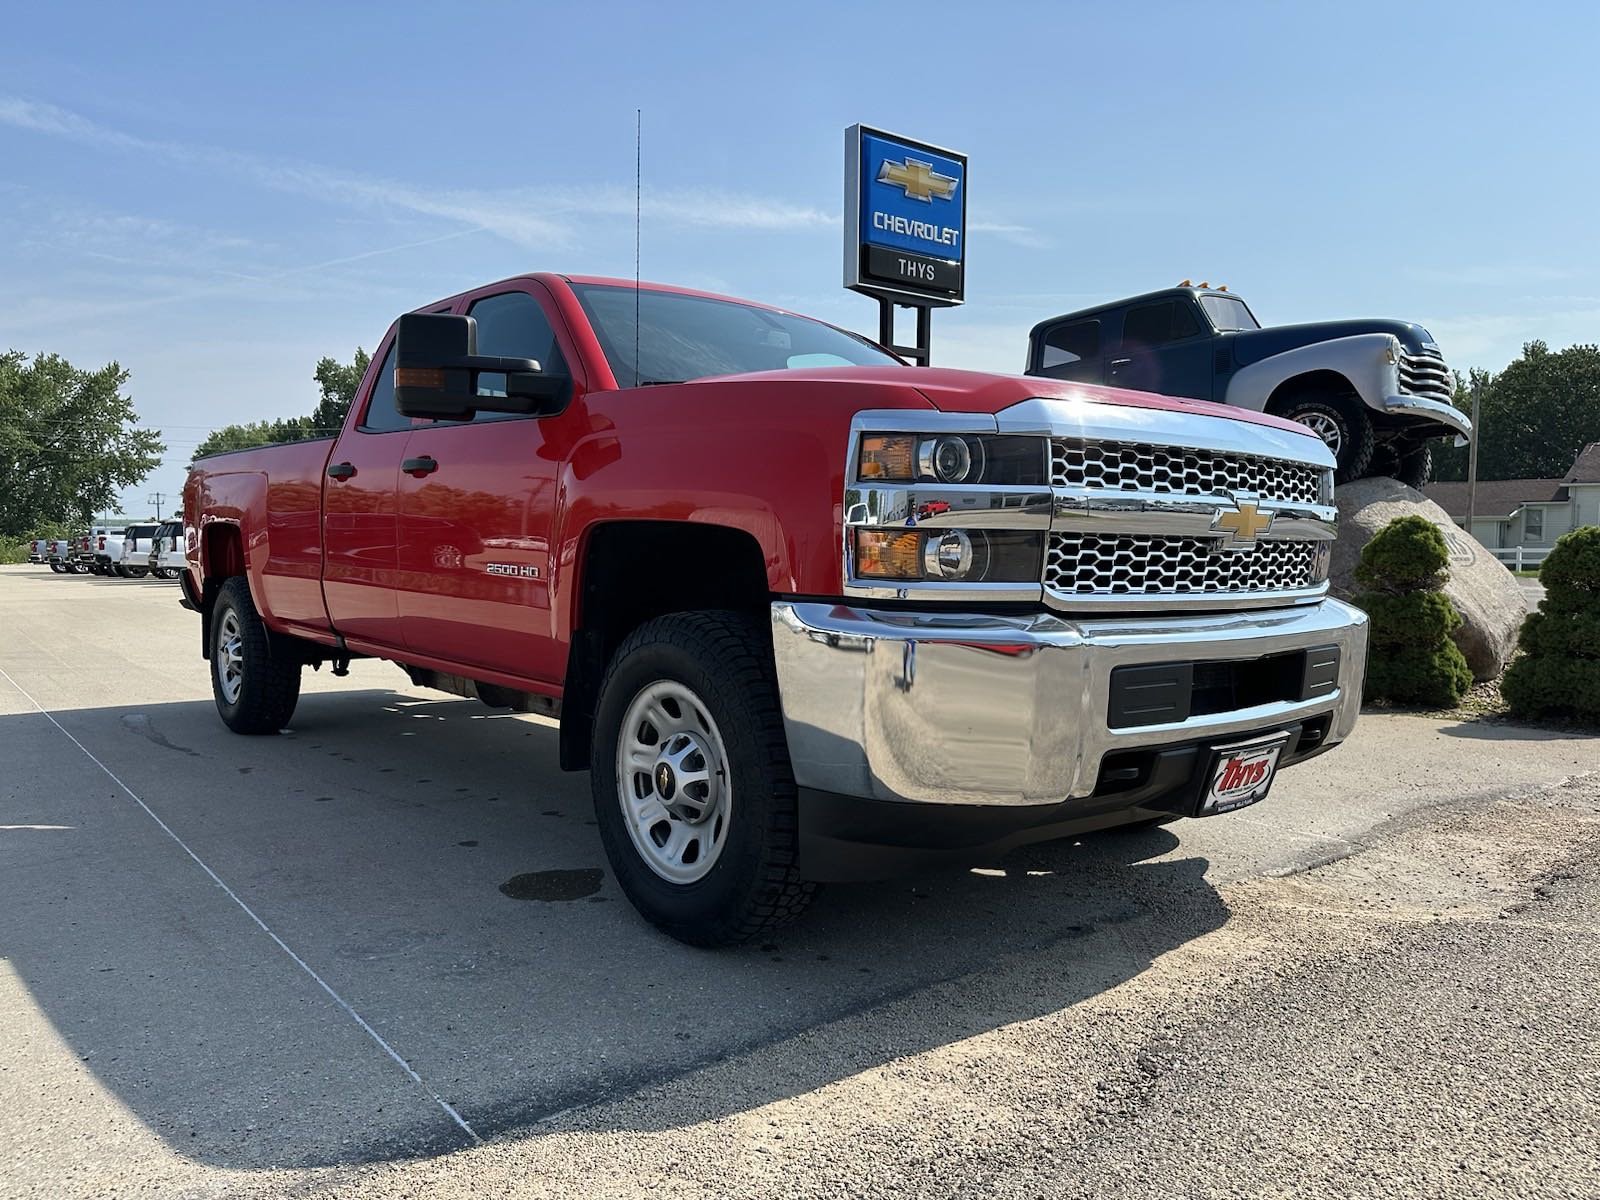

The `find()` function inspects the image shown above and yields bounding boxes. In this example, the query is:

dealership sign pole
[844,124,967,366]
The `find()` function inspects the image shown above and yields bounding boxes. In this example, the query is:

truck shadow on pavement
[0,686,1229,1170]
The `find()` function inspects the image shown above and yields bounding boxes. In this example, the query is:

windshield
[1200,294,1260,331]
[571,284,899,387]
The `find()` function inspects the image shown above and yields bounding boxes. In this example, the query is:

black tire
[49,562,65,574]
[210,577,301,734]
[1397,443,1433,489]
[127,567,149,579]
[112,565,128,577]
[1275,393,1375,483]
[590,610,815,946]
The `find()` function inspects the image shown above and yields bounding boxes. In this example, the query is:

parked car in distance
[116,523,160,577]
[147,520,185,579]
[1024,283,1470,485]
[76,527,124,575]
[27,539,47,564]
[45,537,79,573]
[184,271,1368,946]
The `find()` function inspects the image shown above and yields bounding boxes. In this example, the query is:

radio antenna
[634,107,641,388]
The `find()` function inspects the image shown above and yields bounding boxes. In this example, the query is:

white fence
[1491,546,1552,571]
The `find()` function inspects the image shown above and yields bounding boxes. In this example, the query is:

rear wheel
[211,577,301,734]
[49,562,65,574]
[1274,393,1374,483]
[127,566,149,579]
[591,611,814,946]
[1397,443,1433,489]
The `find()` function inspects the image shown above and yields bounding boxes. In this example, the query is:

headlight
[854,528,1043,583]
[1381,338,1402,366]
[857,434,1045,486]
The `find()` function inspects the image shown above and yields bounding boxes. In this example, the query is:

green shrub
[1503,526,1600,722]
[1355,515,1472,707]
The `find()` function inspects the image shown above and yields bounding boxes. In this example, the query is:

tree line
[1,346,367,544]
[1432,341,1600,481]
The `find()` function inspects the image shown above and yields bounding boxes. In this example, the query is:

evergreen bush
[1502,526,1600,722]
[1354,516,1473,707]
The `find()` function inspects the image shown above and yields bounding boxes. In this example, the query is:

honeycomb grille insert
[1052,439,1324,505]
[1046,534,1323,596]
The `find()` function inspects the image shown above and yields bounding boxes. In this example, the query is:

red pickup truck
[183,272,1368,945]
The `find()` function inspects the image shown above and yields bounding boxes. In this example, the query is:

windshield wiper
[636,379,686,387]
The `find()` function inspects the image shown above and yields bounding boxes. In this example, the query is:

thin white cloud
[0,95,833,246]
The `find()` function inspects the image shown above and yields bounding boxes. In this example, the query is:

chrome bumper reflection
[771,598,1368,807]
[1382,393,1473,438]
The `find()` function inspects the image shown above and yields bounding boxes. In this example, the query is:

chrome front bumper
[771,598,1368,807]
[1382,393,1472,438]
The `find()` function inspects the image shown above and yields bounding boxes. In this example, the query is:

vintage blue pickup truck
[1025,284,1470,486]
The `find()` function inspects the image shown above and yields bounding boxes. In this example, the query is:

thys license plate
[1197,733,1289,816]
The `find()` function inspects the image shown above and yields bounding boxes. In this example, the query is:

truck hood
[707,366,1316,437]
[1231,319,1435,367]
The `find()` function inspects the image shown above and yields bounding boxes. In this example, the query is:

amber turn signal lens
[858,435,915,481]
[854,529,922,579]
[394,367,446,388]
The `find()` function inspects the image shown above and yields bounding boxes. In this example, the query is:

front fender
[1225,334,1396,414]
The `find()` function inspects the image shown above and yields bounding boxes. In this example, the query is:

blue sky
[4,0,1598,516]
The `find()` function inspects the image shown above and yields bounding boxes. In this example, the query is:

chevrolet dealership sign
[845,124,967,306]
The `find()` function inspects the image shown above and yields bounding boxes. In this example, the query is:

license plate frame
[1195,732,1290,816]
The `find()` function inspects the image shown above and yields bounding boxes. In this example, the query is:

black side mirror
[394,312,571,420]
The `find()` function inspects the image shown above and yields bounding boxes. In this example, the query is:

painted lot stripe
[0,663,482,1146]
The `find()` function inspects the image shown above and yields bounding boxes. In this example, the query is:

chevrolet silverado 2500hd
[183,273,1368,945]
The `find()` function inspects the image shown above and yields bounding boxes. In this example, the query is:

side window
[466,290,567,422]
[358,341,411,433]
[1123,300,1202,349]
[1525,508,1544,541]
[1041,319,1100,368]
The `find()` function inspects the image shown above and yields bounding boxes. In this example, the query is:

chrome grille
[1045,534,1323,596]
[1399,347,1451,403]
[1052,438,1324,505]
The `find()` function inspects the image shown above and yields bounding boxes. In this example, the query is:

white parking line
[0,664,482,1146]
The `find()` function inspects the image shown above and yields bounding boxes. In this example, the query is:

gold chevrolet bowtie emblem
[878,156,959,203]
[1214,499,1273,543]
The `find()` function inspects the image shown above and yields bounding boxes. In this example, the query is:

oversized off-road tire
[210,577,301,734]
[1397,444,1433,489]
[591,610,814,947]
[1275,393,1374,483]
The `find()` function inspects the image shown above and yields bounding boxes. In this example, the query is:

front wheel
[211,577,301,734]
[1275,394,1374,483]
[591,611,814,946]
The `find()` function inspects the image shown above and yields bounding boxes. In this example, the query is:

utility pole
[1465,379,1482,537]
[147,492,166,520]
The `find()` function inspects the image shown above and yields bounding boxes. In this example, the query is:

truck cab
[1026,285,1469,486]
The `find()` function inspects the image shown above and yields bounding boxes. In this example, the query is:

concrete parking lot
[2,563,1596,1199]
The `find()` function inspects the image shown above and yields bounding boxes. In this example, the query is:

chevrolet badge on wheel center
[182,272,1368,946]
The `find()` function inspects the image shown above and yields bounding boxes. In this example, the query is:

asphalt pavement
[1,563,1595,1199]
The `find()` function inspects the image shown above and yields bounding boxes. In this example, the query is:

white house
[1425,442,1600,551]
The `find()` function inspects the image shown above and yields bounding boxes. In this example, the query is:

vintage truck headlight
[858,434,1046,486]
[1381,337,1403,366]
[854,528,1043,583]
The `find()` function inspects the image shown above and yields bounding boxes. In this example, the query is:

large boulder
[1329,476,1527,680]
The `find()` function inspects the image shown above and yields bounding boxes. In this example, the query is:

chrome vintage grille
[1399,347,1452,404]
[1052,438,1325,505]
[1045,534,1322,596]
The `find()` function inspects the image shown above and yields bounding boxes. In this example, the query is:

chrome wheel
[215,609,244,705]
[1292,410,1343,456]
[614,680,731,885]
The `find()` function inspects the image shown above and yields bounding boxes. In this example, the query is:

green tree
[191,417,319,461]
[310,347,370,433]
[1502,525,1600,723]
[1355,516,1474,707]
[0,350,164,539]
